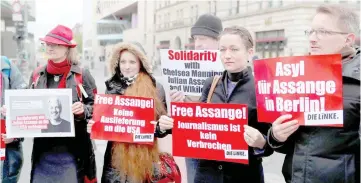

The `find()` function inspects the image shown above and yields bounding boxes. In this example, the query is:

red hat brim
[40,36,76,48]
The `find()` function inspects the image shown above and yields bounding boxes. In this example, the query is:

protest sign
[254,54,343,127]
[91,94,155,144]
[160,49,224,96]
[171,102,249,164]
[0,119,5,160]
[4,89,75,138]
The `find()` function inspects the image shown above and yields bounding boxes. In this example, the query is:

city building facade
[84,0,360,77]
[82,0,155,78]
[153,0,360,72]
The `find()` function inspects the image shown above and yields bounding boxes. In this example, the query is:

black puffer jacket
[268,49,360,183]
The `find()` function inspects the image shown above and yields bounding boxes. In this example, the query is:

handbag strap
[206,75,221,103]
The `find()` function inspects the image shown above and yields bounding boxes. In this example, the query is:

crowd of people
[0,3,359,183]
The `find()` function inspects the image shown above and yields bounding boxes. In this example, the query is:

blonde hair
[67,40,79,65]
[219,26,254,49]
[111,72,167,182]
[316,4,359,36]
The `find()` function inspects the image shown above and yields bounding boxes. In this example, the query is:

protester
[267,4,360,183]
[87,42,176,183]
[188,26,273,183]
[29,25,97,183]
[170,13,222,102]
[168,13,223,183]
[0,56,27,182]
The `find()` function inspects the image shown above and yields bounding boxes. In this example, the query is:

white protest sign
[4,89,75,138]
[160,49,224,96]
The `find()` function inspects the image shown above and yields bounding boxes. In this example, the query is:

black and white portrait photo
[42,97,71,133]
[4,89,75,138]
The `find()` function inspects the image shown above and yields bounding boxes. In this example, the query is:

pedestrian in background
[1,55,27,183]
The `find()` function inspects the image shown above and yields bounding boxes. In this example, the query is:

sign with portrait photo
[4,89,75,138]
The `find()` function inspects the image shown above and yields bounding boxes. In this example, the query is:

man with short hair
[268,4,360,183]
[42,97,71,133]
[170,13,222,102]
[169,13,223,183]
[1,56,27,182]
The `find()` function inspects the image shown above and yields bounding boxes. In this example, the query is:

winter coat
[193,67,273,183]
[100,42,171,183]
[29,64,98,183]
[267,49,360,183]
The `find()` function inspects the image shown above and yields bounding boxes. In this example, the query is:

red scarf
[46,60,71,88]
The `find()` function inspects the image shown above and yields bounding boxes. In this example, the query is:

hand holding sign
[243,125,266,149]
[271,114,299,142]
[170,90,185,102]
[87,119,95,133]
[1,134,14,144]
[150,115,174,131]
[72,102,84,115]
[1,105,6,116]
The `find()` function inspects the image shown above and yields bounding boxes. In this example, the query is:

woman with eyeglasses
[29,25,98,183]
[191,26,273,183]
[268,4,360,183]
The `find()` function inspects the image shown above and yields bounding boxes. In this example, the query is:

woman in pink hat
[29,25,98,183]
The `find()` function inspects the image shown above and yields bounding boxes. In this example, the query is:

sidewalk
[93,137,285,183]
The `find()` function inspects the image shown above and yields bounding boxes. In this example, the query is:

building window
[255,30,285,59]
[195,5,199,19]
[236,0,240,14]
[268,1,273,8]
[208,1,212,13]
[191,6,194,23]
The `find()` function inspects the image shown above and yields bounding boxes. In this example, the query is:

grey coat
[1,56,27,106]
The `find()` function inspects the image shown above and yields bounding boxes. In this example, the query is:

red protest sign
[171,102,249,164]
[91,94,155,144]
[1,119,6,160]
[254,54,343,127]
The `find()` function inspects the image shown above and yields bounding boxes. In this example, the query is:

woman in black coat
[192,26,273,183]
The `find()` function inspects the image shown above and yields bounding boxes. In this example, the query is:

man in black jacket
[169,13,224,183]
[268,4,360,183]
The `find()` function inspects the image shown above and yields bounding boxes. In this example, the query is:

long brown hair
[111,72,167,182]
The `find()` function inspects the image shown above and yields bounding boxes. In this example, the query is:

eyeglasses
[305,29,348,39]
